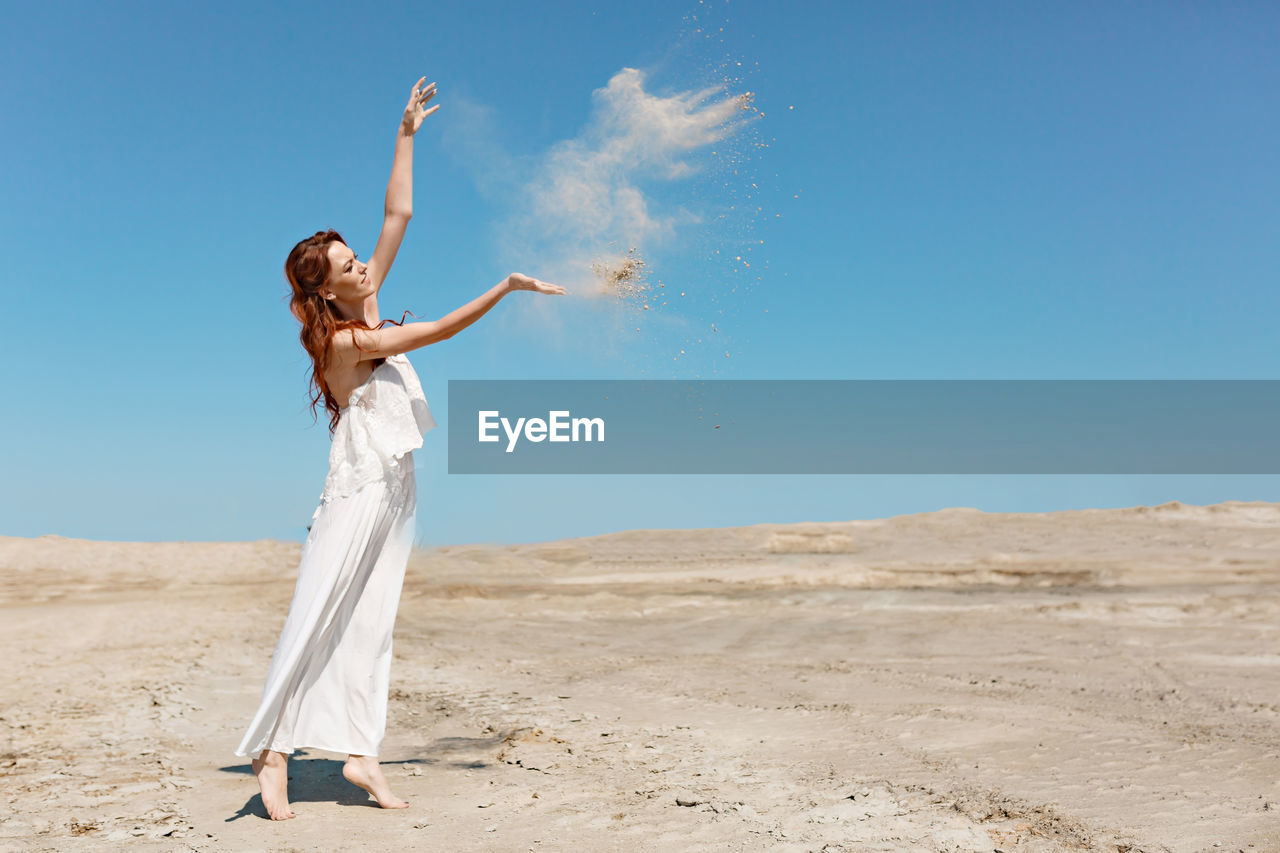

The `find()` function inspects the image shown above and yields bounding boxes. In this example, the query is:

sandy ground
[1,499,1279,852]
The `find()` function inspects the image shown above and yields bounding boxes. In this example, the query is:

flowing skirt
[234,455,417,758]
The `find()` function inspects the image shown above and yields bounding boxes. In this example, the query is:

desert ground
[2,500,1278,852]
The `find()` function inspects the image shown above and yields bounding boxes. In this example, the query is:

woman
[233,77,565,820]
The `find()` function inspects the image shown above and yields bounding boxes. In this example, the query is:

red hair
[284,229,416,434]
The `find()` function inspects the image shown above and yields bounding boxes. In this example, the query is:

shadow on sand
[221,732,509,821]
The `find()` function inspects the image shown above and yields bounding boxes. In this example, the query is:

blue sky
[3,0,1278,545]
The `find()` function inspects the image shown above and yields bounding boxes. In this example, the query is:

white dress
[235,353,437,758]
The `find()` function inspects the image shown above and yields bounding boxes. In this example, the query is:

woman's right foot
[252,750,296,820]
[343,755,409,809]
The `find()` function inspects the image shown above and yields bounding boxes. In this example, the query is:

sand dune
[1,500,1278,850]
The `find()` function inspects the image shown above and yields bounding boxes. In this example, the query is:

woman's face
[323,242,373,302]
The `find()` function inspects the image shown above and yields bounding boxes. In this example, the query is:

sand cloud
[448,67,755,296]
[525,68,751,248]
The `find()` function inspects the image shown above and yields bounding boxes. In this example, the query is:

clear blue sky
[4,0,1278,546]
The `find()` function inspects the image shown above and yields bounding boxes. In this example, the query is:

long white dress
[235,353,437,758]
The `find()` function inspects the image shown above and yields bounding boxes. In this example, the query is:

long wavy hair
[284,229,416,435]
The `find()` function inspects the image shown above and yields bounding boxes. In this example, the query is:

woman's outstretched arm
[340,274,567,359]
[366,77,440,291]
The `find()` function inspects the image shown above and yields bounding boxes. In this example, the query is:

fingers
[511,274,564,295]
[414,82,438,116]
[506,273,565,294]
[404,79,439,125]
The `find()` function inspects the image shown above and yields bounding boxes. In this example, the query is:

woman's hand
[506,273,567,295]
[401,77,439,136]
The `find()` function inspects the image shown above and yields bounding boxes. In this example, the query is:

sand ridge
[1,500,1278,850]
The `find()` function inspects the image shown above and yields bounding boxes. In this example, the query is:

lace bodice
[319,353,437,502]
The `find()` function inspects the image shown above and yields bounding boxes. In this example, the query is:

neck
[330,294,380,328]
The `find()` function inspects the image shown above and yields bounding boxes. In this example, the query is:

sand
[1,500,1278,852]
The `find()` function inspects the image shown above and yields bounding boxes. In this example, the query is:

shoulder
[327,326,374,365]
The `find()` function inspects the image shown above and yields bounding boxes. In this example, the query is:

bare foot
[343,755,409,809]
[251,750,296,820]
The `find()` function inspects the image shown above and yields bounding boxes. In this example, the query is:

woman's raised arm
[365,77,440,292]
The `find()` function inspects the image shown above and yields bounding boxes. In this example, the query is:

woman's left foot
[343,755,409,809]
